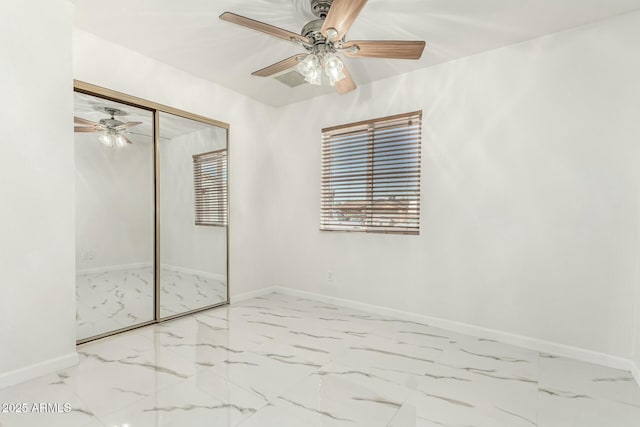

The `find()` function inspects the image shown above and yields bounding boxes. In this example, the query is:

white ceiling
[73,0,640,107]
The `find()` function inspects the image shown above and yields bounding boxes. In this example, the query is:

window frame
[320,111,422,235]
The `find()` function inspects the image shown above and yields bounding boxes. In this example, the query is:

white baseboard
[0,352,79,390]
[272,286,638,378]
[231,286,277,304]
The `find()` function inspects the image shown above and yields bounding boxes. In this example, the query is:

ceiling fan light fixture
[323,53,346,86]
[115,134,128,148]
[306,68,323,86]
[298,54,322,86]
[98,133,115,147]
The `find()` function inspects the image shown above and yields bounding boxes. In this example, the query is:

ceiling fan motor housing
[310,0,333,19]
[301,16,344,54]
[302,19,327,45]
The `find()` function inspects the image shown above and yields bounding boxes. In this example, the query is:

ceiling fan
[220,0,426,94]
[74,106,142,148]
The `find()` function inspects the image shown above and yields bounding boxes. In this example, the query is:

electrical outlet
[327,271,333,283]
[88,251,96,260]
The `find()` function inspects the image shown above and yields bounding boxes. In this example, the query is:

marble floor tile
[275,373,404,427]
[0,374,98,427]
[190,368,269,411]
[2,292,639,427]
[237,403,316,427]
[538,353,640,406]
[249,339,335,369]
[402,389,538,427]
[74,330,157,370]
[386,403,417,427]
[98,376,259,427]
[210,350,319,401]
[537,353,640,426]
[333,334,449,386]
[537,389,640,427]
[137,315,269,369]
[60,333,204,418]
[313,362,416,405]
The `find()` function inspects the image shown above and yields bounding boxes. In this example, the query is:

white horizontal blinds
[321,111,422,235]
[193,149,228,227]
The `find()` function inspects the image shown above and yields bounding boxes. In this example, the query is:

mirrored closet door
[74,92,155,341]
[74,83,229,343]
[158,112,228,319]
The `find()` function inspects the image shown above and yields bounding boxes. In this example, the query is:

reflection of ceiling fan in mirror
[219,0,426,94]
[74,106,142,148]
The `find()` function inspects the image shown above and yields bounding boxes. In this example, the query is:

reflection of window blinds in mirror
[321,111,422,235]
[193,149,228,227]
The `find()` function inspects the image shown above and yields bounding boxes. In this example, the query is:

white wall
[73,29,278,299]
[0,0,77,387]
[272,11,640,359]
[634,258,640,375]
[160,126,227,278]
[75,133,154,271]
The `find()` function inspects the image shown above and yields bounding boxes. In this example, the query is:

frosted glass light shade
[298,54,322,86]
[305,68,322,86]
[323,53,345,86]
[115,134,127,148]
[98,133,114,147]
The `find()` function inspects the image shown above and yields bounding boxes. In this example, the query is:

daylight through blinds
[193,149,228,226]
[321,111,422,235]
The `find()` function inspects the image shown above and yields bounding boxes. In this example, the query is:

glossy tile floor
[2,292,639,426]
[76,266,227,340]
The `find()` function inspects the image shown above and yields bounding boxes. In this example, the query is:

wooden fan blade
[114,121,142,130]
[335,65,356,95]
[343,40,426,60]
[220,12,310,45]
[74,126,99,133]
[75,116,99,126]
[321,0,368,41]
[252,54,306,77]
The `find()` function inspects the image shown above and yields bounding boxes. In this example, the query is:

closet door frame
[74,80,230,344]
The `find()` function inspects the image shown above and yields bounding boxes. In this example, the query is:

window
[193,149,227,226]
[321,111,422,235]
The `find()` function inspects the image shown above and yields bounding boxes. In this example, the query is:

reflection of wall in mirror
[75,133,154,271]
[160,126,227,281]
